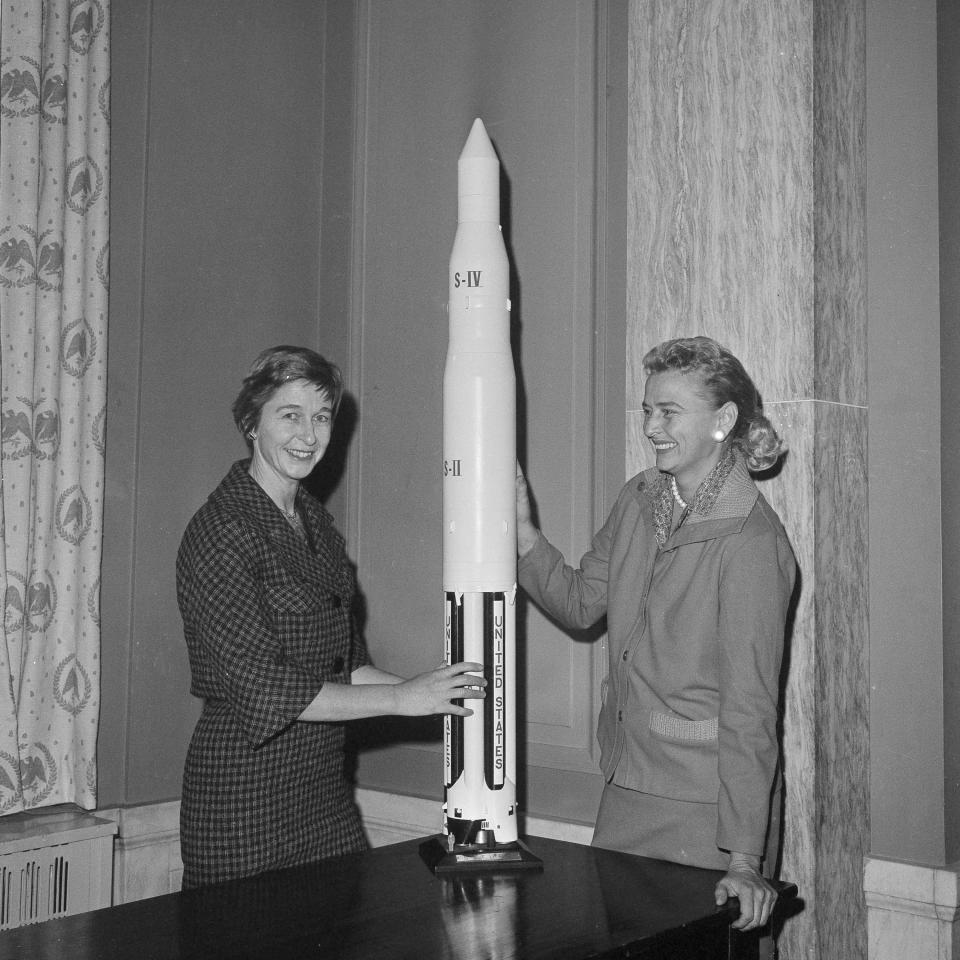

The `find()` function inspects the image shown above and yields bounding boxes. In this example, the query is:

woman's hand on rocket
[516,462,540,557]
[393,662,486,717]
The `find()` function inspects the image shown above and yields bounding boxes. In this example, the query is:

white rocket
[436,118,531,868]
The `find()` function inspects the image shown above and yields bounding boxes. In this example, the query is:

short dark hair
[642,336,785,471]
[232,345,343,449]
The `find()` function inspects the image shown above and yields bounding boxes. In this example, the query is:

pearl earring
[713,430,725,442]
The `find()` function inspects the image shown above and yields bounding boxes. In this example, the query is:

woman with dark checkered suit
[176,346,485,889]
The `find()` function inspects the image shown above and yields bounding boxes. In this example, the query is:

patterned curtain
[0,0,109,813]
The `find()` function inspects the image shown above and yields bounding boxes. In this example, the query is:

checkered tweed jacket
[177,461,371,888]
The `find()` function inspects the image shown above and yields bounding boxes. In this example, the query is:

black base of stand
[419,835,544,874]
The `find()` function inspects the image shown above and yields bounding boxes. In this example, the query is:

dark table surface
[0,835,798,960]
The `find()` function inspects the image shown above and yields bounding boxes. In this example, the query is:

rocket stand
[419,833,542,875]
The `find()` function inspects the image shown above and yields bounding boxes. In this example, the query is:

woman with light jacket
[516,336,795,934]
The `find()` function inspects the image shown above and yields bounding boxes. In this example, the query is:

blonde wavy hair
[642,336,785,472]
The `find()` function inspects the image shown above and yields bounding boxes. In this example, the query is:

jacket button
[330,595,342,608]
[332,656,345,674]
[622,650,628,661]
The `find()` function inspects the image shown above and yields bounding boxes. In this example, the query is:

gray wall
[940,0,960,864]
[102,0,356,805]
[343,0,626,824]
[866,0,947,863]
[101,0,625,824]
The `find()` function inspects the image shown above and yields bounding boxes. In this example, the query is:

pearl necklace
[281,506,306,541]
[670,475,687,510]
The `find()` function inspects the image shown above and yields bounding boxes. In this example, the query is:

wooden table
[0,835,798,960]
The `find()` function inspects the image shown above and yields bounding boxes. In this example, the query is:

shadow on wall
[303,390,357,506]
[303,391,445,771]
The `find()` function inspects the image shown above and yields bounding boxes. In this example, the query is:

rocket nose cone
[460,117,498,163]
[457,117,500,222]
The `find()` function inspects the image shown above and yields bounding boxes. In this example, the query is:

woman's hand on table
[714,852,777,931]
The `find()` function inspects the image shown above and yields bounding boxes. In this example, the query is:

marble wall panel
[813,0,867,406]
[626,0,814,411]
[761,400,870,960]
[760,400,816,956]
[811,400,869,959]
[625,2,869,957]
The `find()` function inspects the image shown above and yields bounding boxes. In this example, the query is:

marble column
[625,1,868,957]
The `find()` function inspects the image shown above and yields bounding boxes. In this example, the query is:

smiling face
[642,370,733,497]
[248,379,333,502]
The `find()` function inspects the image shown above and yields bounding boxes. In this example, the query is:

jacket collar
[210,461,350,594]
[636,449,759,548]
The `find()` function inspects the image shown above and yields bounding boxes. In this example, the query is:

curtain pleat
[0,0,109,813]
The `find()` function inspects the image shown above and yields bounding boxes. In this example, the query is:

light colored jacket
[518,457,795,857]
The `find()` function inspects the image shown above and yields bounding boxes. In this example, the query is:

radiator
[0,805,116,930]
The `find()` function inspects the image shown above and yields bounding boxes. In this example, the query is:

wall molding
[101,800,182,903]
[355,787,594,848]
[101,790,593,904]
[864,855,960,958]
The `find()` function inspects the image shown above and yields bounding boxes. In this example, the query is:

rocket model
[422,119,540,874]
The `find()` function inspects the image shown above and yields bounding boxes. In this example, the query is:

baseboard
[100,800,183,903]
[354,787,594,847]
[100,790,594,904]
[864,855,960,959]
